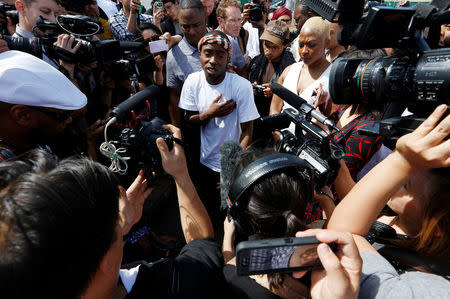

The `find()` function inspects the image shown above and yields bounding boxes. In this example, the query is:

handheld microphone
[220,141,243,210]
[111,85,160,121]
[271,83,339,132]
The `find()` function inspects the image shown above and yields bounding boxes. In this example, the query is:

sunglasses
[143,35,161,44]
[30,106,73,122]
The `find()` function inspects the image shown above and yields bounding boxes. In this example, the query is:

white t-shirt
[179,71,260,172]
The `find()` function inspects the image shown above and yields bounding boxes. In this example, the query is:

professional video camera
[99,86,175,185]
[1,14,155,92]
[1,15,147,63]
[258,83,344,190]
[304,0,450,137]
[0,1,18,35]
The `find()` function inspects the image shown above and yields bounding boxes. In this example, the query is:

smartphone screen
[236,237,327,275]
[149,39,168,54]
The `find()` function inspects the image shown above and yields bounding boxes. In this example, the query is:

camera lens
[330,57,415,105]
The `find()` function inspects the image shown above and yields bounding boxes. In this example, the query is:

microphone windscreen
[220,141,243,210]
[111,85,160,121]
[271,83,307,111]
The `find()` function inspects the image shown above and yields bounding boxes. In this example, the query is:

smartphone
[154,1,163,12]
[149,39,168,54]
[236,236,333,276]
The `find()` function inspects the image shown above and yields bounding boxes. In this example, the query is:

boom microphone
[118,41,146,51]
[271,83,339,132]
[220,141,243,210]
[111,85,160,121]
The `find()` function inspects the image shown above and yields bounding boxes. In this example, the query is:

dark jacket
[248,50,294,88]
[248,50,294,141]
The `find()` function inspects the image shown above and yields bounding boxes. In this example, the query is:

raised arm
[157,125,214,242]
[328,104,450,235]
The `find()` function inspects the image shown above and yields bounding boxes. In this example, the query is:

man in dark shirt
[160,0,182,36]
[0,50,87,161]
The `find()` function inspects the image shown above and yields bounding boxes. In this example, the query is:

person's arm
[126,0,141,35]
[222,217,236,263]
[328,104,450,235]
[185,94,236,125]
[157,125,214,242]
[168,87,183,127]
[269,66,290,115]
[333,159,356,201]
[153,54,164,85]
[239,120,253,149]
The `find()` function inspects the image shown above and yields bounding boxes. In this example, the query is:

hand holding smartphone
[236,236,336,276]
[149,39,169,54]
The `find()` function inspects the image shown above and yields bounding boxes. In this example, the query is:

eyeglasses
[29,106,73,122]
[163,3,174,13]
[224,17,243,24]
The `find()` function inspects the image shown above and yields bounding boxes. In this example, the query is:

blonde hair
[301,16,330,41]
[216,0,241,19]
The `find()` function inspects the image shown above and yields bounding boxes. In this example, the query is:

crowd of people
[0,0,449,298]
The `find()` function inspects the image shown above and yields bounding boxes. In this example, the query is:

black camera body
[118,117,173,183]
[253,84,265,94]
[249,0,265,24]
[259,108,344,190]
[0,1,17,34]
[304,0,450,137]
[330,48,450,115]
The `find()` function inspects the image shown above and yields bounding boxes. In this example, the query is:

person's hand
[206,94,236,118]
[119,170,153,235]
[224,216,236,239]
[86,119,105,145]
[160,32,181,50]
[153,3,164,28]
[6,16,15,35]
[262,83,272,98]
[272,130,281,142]
[295,229,362,299]
[242,3,251,23]
[156,124,189,180]
[0,35,9,53]
[395,104,450,172]
[313,83,331,115]
[54,33,82,54]
[54,34,82,77]
[129,0,141,14]
[154,54,164,71]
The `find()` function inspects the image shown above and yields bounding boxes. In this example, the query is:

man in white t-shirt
[179,30,259,230]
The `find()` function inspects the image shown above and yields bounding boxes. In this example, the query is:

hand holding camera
[395,104,450,173]
[156,124,188,181]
